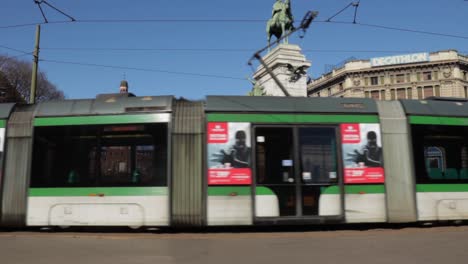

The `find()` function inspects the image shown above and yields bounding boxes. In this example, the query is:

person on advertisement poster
[211,130,251,168]
[347,130,383,167]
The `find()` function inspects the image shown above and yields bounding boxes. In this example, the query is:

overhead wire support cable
[39,59,245,81]
[352,1,360,24]
[34,0,48,23]
[325,2,354,22]
[33,0,76,23]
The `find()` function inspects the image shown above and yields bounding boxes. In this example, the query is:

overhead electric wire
[0,18,467,40]
[353,22,468,40]
[41,47,447,54]
[41,47,255,52]
[0,19,266,29]
[315,20,468,40]
[40,58,246,81]
[0,44,31,55]
[40,46,468,54]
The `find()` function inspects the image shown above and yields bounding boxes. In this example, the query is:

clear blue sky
[1,0,467,100]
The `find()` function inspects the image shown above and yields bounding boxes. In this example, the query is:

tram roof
[400,98,468,117]
[206,96,379,114]
[34,95,173,117]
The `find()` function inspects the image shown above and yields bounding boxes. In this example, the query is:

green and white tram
[0,94,466,228]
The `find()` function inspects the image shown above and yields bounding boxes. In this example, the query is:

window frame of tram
[411,124,468,183]
[254,125,342,218]
[30,123,168,188]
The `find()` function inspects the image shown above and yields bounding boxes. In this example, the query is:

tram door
[254,126,342,219]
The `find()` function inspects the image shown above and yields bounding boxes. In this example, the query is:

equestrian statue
[266,0,295,46]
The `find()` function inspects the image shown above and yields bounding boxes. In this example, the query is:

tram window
[299,127,337,184]
[256,128,294,185]
[412,125,468,183]
[30,123,168,188]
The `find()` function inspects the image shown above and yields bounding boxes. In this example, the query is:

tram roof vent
[96,92,136,101]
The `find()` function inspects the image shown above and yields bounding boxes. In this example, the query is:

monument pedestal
[253,44,311,97]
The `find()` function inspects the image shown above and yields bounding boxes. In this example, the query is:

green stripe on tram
[34,113,169,127]
[409,116,468,126]
[207,186,274,196]
[322,185,386,195]
[416,184,468,193]
[29,187,168,197]
[0,119,6,128]
[320,184,468,194]
[207,114,379,123]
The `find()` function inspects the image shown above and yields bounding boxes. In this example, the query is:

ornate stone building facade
[308,50,468,100]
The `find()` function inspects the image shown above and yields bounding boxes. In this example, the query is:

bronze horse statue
[266,0,294,46]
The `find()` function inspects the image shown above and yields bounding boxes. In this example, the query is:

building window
[424,86,434,98]
[391,89,396,100]
[397,88,406,99]
[371,90,380,100]
[370,76,378,86]
[433,71,439,80]
[380,90,386,100]
[417,87,423,99]
[435,85,440,97]
[396,74,405,84]
[423,71,432,81]
[406,73,411,83]
[407,88,413,99]
[339,82,343,91]
[380,76,385,85]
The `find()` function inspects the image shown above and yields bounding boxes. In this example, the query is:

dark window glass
[423,71,432,81]
[370,76,378,86]
[31,123,168,187]
[412,125,468,183]
[255,127,296,216]
[424,86,433,98]
[396,74,405,83]
[256,128,294,185]
[298,127,337,185]
[397,88,406,99]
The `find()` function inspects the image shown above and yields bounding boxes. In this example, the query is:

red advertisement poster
[341,123,385,184]
[208,168,252,185]
[207,122,228,143]
[341,123,361,144]
[344,167,385,183]
[207,122,252,185]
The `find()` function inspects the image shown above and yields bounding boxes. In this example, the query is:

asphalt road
[1,225,467,264]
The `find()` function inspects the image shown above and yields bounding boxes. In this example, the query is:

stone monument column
[252,44,311,97]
